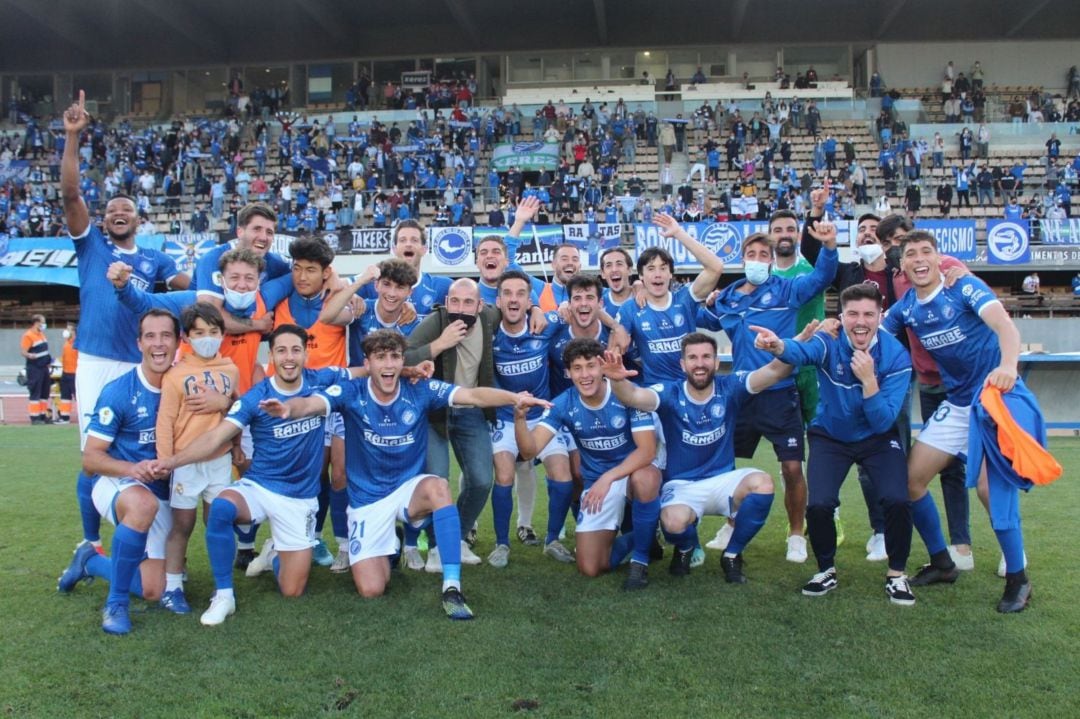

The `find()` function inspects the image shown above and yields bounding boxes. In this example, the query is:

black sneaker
[997,575,1032,614]
[649,533,665,563]
[885,575,916,606]
[234,548,256,571]
[516,526,540,546]
[622,562,649,591]
[669,547,693,577]
[720,554,747,584]
[441,587,475,620]
[910,562,959,587]
[465,526,478,548]
[802,568,838,596]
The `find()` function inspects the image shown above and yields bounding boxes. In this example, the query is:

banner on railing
[490,142,560,172]
[985,220,1031,265]
[162,233,219,275]
[0,160,30,185]
[916,220,977,261]
[0,234,166,286]
[1039,219,1080,245]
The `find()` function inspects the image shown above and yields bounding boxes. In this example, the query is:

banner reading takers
[490,142,560,172]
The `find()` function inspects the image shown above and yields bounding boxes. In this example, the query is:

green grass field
[1,425,1077,718]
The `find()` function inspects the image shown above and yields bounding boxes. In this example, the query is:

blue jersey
[700,248,837,389]
[780,332,912,441]
[347,301,421,367]
[358,271,451,320]
[86,366,169,500]
[650,373,752,482]
[492,314,561,421]
[192,240,291,299]
[617,285,705,384]
[548,323,609,396]
[883,276,1001,406]
[538,382,654,487]
[116,282,196,318]
[224,367,350,498]
[73,226,180,363]
[602,288,629,319]
[319,377,458,507]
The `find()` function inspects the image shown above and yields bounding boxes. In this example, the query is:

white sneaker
[245,539,276,577]
[543,540,575,563]
[997,551,1027,578]
[866,533,888,562]
[948,545,975,571]
[329,547,350,573]
[705,523,734,551]
[425,546,443,573]
[200,593,236,626]
[459,540,482,565]
[786,534,808,563]
[403,546,425,571]
[488,544,510,568]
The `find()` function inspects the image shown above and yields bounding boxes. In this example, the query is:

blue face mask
[744,260,771,286]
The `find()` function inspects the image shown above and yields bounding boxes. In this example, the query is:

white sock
[514,462,537,527]
[334,536,348,550]
[442,579,461,592]
[165,573,184,592]
[214,588,235,601]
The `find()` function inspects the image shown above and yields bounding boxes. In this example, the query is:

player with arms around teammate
[61,90,187,554]
[57,310,180,635]
[601,333,795,584]
[152,324,353,625]
[883,231,1051,612]
[756,284,917,605]
[517,338,661,590]
[262,330,551,620]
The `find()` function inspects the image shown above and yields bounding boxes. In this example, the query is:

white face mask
[62,329,72,339]
[190,336,223,359]
[224,286,257,311]
[39,322,47,331]
[856,244,885,265]
[744,260,771,286]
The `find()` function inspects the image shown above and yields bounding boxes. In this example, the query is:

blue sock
[86,552,110,580]
[329,487,349,539]
[128,568,143,598]
[234,521,259,548]
[432,506,462,585]
[107,524,147,607]
[545,480,574,545]
[76,471,100,543]
[726,492,773,556]
[272,555,281,581]
[995,527,1026,575]
[315,477,329,533]
[491,484,514,546]
[205,498,238,591]
[662,524,698,553]
[402,523,420,549]
[910,493,948,556]
[630,497,660,565]
[610,533,634,567]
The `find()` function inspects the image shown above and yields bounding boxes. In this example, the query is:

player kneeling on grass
[515,338,661,590]
[152,324,354,626]
[754,283,917,605]
[600,332,796,584]
[260,329,551,620]
[57,309,179,635]
[156,303,240,615]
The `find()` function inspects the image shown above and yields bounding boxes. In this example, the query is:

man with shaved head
[405,278,502,570]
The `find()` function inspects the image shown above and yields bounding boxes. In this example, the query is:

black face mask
[447,312,477,330]
[886,246,902,265]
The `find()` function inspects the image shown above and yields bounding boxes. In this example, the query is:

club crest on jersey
[139,259,154,275]
[943,305,955,320]
[760,292,773,305]
[611,414,626,429]
[673,313,685,328]
[401,408,417,424]
[710,404,723,418]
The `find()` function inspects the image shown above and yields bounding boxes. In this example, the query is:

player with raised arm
[260,329,550,620]
[61,91,188,555]
[882,231,1057,612]
[56,310,180,634]
[754,284,917,605]
[517,338,661,590]
[600,332,796,583]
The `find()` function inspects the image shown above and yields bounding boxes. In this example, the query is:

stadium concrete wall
[875,40,1078,91]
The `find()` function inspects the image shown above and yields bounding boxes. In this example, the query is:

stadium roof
[2,0,1079,73]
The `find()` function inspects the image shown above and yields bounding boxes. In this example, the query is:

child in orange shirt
[156,303,240,614]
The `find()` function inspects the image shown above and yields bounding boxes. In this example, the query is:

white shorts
[170,454,232,509]
[346,474,432,564]
[325,411,344,447]
[92,476,171,560]
[915,400,971,459]
[660,467,759,521]
[491,417,568,461]
[230,478,318,552]
[575,478,628,533]
[75,353,137,449]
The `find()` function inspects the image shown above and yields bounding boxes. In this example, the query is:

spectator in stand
[976,165,995,206]
[904,181,922,215]
[1004,195,1023,220]
[1021,272,1040,296]
[937,181,953,217]
[1072,272,1080,297]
